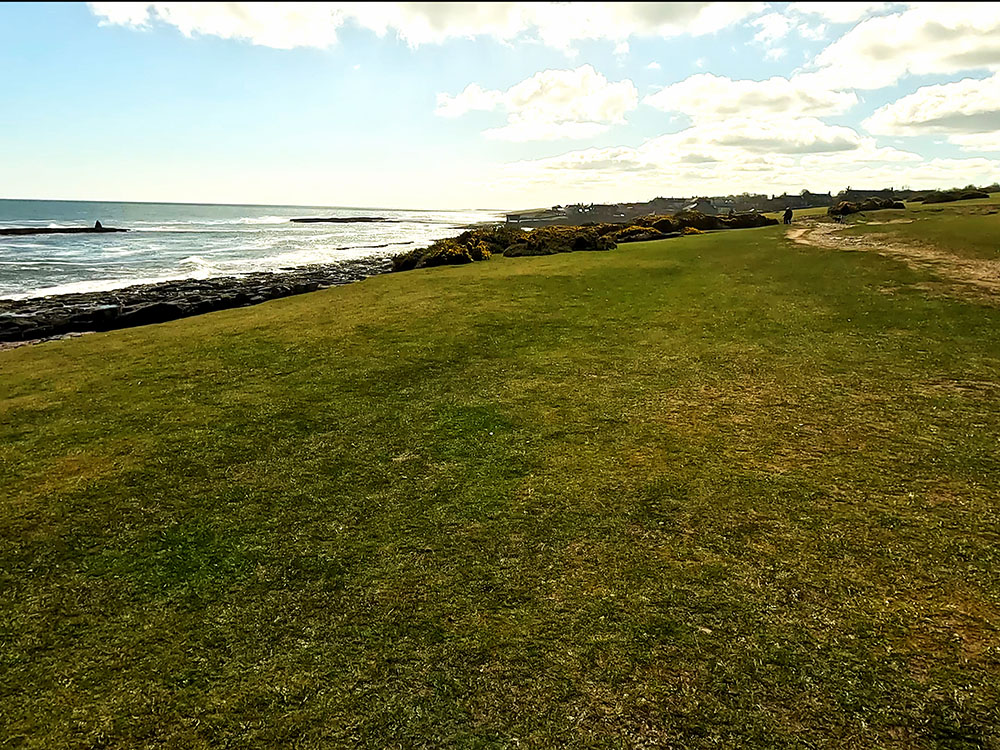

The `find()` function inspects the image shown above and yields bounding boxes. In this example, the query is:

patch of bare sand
[787,220,1000,303]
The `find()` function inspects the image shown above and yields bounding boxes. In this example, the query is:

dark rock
[0,255,393,342]
[0,226,128,235]
[118,302,188,327]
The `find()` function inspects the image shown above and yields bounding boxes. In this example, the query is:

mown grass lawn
[2,204,1000,748]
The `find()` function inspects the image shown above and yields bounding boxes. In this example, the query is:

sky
[1,2,999,209]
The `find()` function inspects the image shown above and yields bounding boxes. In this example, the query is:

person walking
[783,207,793,225]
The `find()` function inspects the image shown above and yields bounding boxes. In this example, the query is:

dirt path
[787,220,1000,301]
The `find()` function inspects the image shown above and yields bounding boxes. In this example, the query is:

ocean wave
[0,204,504,298]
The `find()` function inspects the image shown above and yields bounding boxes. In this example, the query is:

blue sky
[1,2,998,208]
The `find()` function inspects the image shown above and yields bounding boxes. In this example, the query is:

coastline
[0,255,392,345]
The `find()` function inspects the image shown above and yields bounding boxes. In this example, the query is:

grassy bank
[3,202,1000,747]
[839,196,1000,261]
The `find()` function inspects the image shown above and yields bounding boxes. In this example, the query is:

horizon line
[0,197,508,213]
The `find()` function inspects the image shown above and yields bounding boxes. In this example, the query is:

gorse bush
[828,197,905,217]
[920,190,991,205]
[503,225,616,257]
[392,226,522,271]
[610,225,671,243]
[392,210,778,272]
[393,224,617,270]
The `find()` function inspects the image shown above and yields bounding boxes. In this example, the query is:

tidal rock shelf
[0,226,129,236]
[0,256,391,343]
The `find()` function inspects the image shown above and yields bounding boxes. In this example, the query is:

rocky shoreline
[0,255,392,345]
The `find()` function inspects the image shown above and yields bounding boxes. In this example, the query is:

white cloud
[495,114,933,200]
[949,134,1000,152]
[436,65,638,142]
[88,2,765,50]
[499,123,992,202]
[808,3,1000,90]
[644,73,858,120]
[788,2,894,24]
[435,83,504,118]
[679,117,867,154]
[798,23,827,40]
[89,2,346,49]
[646,62,661,70]
[764,47,788,61]
[864,74,1000,136]
[523,117,889,170]
[751,12,797,44]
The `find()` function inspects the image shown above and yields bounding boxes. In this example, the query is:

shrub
[717,213,779,229]
[392,224,521,271]
[921,190,990,204]
[828,201,861,217]
[681,226,703,235]
[612,225,670,243]
[672,210,720,231]
[503,226,616,257]
[859,197,906,211]
[651,217,678,233]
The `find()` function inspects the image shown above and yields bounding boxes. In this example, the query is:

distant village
[505,188,928,226]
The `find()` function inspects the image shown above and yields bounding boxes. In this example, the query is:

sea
[0,199,505,300]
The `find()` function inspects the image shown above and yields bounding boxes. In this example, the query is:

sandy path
[787,220,1000,301]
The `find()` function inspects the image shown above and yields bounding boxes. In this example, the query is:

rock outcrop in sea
[0,226,129,236]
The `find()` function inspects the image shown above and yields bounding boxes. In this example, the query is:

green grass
[3,202,1000,748]
[838,198,1000,261]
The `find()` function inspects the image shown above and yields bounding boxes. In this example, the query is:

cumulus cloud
[434,84,504,118]
[494,113,936,201]
[949,134,1000,153]
[519,117,900,173]
[499,128,990,202]
[808,3,1000,90]
[435,65,638,142]
[89,2,347,49]
[88,2,764,50]
[644,73,858,120]
[674,117,868,154]
[751,12,798,44]
[864,74,1000,137]
[788,2,895,24]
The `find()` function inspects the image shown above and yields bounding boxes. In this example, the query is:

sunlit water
[0,200,504,299]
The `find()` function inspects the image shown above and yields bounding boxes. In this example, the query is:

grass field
[839,198,1000,261]
[3,200,1000,747]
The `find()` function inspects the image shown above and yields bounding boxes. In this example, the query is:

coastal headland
[0,209,778,343]
[4,196,1000,746]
